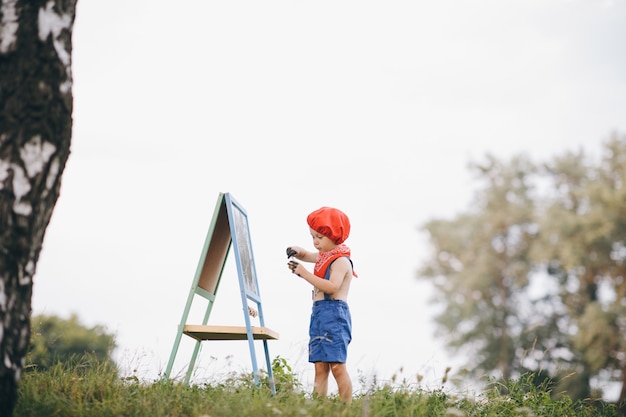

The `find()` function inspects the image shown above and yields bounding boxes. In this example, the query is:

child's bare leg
[313,362,331,397]
[331,363,352,404]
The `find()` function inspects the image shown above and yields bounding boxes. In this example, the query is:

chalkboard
[225,193,260,300]
[196,199,230,296]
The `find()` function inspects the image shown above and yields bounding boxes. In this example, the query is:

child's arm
[286,246,317,263]
[292,256,351,296]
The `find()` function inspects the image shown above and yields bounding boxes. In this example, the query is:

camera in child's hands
[286,247,297,258]
[288,260,299,272]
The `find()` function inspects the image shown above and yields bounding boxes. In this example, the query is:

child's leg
[330,363,352,404]
[313,362,331,397]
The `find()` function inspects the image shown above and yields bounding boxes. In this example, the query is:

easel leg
[184,339,202,385]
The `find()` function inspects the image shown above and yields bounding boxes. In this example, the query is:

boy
[286,206,356,403]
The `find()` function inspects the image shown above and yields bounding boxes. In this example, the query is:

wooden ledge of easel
[183,324,279,341]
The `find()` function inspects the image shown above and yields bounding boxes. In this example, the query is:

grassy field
[15,358,621,417]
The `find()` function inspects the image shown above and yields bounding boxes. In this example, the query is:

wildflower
[445,407,465,416]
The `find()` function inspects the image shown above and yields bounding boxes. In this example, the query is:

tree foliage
[26,314,116,372]
[419,133,626,405]
[421,154,538,382]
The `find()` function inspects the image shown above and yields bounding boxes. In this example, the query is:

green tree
[419,133,626,405]
[26,314,117,372]
[0,1,78,415]
[530,133,626,404]
[420,154,538,382]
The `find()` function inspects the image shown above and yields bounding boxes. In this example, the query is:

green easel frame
[164,192,278,393]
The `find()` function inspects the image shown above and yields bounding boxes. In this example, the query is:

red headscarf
[307,207,350,244]
[307,207,357,278]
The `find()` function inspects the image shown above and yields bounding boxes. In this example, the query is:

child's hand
[287,260,302,277]
[286,246,306,259]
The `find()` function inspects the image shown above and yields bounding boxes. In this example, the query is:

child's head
[307,207,351,245]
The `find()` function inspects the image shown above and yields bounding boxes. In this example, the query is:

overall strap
[323,257,353,301]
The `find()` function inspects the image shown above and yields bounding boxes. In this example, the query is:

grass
[15,358,621,417]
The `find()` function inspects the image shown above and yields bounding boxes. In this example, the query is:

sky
[32,0,626,397]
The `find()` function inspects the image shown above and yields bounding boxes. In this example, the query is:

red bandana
[314,244,358,278]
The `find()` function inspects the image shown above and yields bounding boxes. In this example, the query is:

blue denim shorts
[308,299,352,363]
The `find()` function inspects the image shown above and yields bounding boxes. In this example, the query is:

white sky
[32,0,626,396]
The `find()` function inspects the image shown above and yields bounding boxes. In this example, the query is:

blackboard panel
[197,195,231,295]
[225,194,260,301]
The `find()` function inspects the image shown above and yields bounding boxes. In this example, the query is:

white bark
[0,0,18,53]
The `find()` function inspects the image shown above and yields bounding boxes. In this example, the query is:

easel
[164,192,278,393]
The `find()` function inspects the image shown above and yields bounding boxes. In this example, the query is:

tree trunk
[0,0,77,415]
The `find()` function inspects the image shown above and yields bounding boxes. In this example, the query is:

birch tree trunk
[0,0,77,415]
